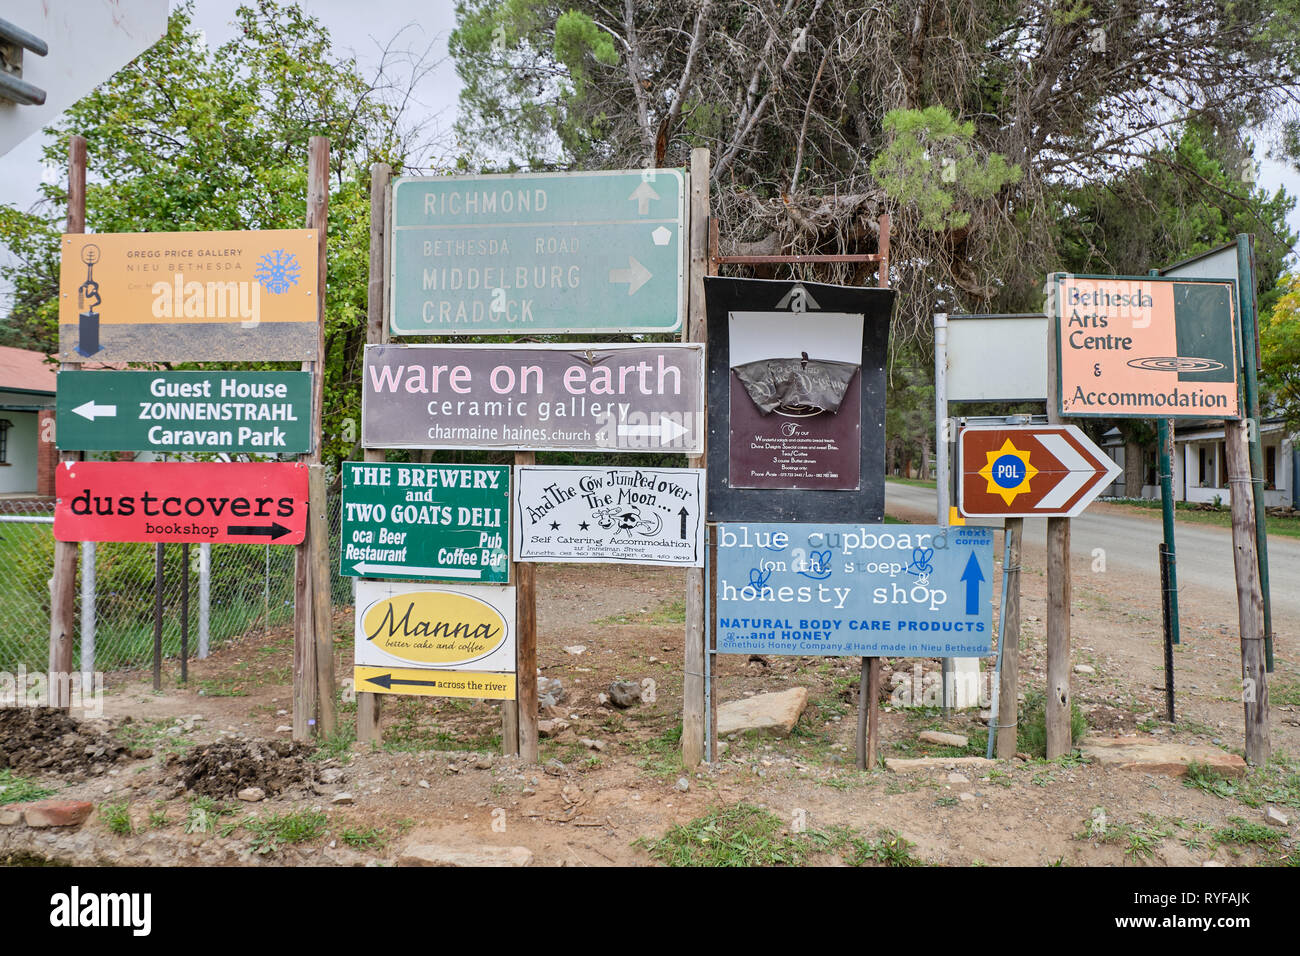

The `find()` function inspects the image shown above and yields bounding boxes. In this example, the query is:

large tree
[451,0,1300,340]
[0,1,432,468]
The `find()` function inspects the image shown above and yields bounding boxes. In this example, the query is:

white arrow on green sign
[389,169,685,335]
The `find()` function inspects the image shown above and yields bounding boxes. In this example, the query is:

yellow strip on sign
[354,666,516,701]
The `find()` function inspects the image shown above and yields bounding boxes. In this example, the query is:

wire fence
[0,495,349,673]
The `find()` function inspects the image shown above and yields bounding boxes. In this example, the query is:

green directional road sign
[56,371,312,454]
[390,169,685,335]
[340,462,510,583]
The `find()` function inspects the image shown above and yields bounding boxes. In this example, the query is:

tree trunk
[1124,439,1145,497]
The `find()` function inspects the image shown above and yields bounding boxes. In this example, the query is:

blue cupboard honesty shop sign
[715,523,995,657]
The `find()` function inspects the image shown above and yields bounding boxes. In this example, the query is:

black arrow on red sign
[227,522,293,540]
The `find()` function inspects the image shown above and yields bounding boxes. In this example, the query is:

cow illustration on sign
[592,504,662,539]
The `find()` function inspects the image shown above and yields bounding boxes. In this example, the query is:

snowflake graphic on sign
[254,249,302,294]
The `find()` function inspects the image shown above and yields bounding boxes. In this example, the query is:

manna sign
[513,465,704,567]
[56,371,311,453]
[58,230,319,362]
[1052,273,1241,419]
[341,462,509,583]
[353,581,516,700]
[362,343,704,454]
[715,523,994,657]
[55,461,307,544]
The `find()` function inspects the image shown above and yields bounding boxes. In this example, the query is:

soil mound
[165,739,315,798]
[0,706,129,776]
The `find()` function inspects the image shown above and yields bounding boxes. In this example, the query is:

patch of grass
[1017,690,1087,758]
[596,599,687,627]
[99,801,133,836]
[628,724,683,778]
[886,476,938,489]
[1184,755,1300,810]
[311,719,356,764]
[846,829,925,867]
[1102,497,1300,540]
[382,697,500,753]
[1083,814,1176,862]
[637,804,820,866]
[148,806,170,829]
[243,809,328,855]
[1271,680,1300,707]
[1213,817,1283,849]
[0,769,56,806]
[184,795,237,834]
[339,825,387,851]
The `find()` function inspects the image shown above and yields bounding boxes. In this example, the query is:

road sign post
[340,462,509,583]
[957,424,1123,519]
[390,170,685,335]
[54,461,308,544]
[56,371,312,454]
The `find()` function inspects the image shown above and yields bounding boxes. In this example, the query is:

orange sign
[58,229,318,362]
[1053,274,1240,419]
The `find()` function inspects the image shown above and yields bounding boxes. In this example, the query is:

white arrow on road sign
[1032,432,1120,510]
[609,256,652,295]
[72,400,117,421]
[617,417,688,444]
[352,562,482,579]
[628,180,660,214]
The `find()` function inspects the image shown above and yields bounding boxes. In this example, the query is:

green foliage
[0,1,408,472]
[638,804,815,866]
[846,829,925,867]
[1262,273,1300,434]
[553,10,619,83]
[243,809,328,854]
[184,795,237,834]
[339,825,387,850]
[869,106,1021,232]
[1017,689,1087,758]
[0,770,57,806]
[99,801,133,836]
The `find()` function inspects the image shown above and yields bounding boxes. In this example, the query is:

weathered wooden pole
[292,136,330,740]
[995,517,1023,758]
[1044,283,1072,758]
[515,451,539,764]
[1224,421,1271,764]
[49,134,87,709]
[681,146,710,767]
[357,162,391,745]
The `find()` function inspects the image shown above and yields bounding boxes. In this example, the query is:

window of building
[1199,446,1209,486]
[0,419,10,464]
[1266,444,1277,490]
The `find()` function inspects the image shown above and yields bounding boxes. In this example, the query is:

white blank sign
[947,314,1047,402]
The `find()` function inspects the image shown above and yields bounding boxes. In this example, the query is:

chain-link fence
[0,495,349,673]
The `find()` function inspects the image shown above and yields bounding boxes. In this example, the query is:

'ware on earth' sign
[55,461,308,544]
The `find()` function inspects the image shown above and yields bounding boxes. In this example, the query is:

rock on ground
[21,800,94,828]
[885,757,997,773]
[918,730,968,748]
[1080,737,1247,777]
[398,843,533,867]
[717,687,808,736]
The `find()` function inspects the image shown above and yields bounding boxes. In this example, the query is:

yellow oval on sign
[361,590,507,666]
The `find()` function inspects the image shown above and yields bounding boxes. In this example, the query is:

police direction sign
[56,371,311,454]
[390,169,686,335]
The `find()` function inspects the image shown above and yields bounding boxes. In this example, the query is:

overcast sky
[1,0,1297,299]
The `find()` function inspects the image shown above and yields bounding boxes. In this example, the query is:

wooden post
[293,136,330,741]
[1225,421,1271,764]
[49,134,87,709]
[681,147,711,767]
[515,450,539,764]
[1045,280,1072,758]
[309,464,336,736]
[995,517,1022,758]
[357,162,391,745]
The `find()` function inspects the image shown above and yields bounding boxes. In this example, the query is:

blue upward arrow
[960,552,985,615]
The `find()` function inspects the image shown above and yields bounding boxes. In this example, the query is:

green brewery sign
[390,169,685,335]
[56,371,311,454]
[340,462,510,584]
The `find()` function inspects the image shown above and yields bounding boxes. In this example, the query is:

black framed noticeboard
[704,276,894,523]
